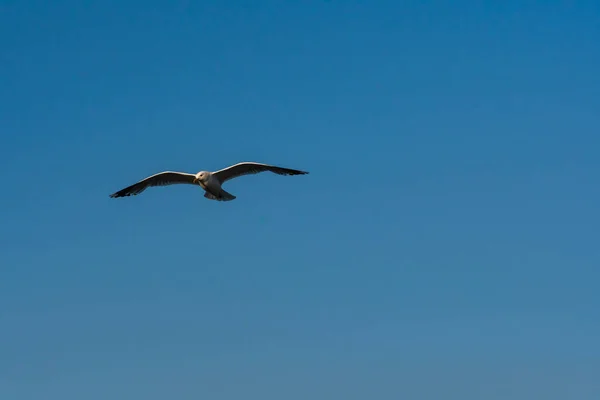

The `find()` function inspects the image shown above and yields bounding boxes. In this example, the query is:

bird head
[193,171,209,184]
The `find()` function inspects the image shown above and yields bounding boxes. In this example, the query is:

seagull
[109,161,309,201]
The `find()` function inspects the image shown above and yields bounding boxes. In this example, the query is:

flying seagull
[109,161,308,201]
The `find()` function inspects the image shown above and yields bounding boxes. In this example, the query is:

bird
[109,161,309,201]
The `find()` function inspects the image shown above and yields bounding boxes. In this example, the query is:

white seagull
[109,161,309,201]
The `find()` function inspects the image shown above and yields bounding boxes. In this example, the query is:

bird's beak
[193,178,198,184]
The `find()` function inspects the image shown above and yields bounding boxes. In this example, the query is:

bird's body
[109,162,308,201]
[196,172,237,201]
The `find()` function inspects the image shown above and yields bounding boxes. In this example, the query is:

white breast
[206,174,222,191]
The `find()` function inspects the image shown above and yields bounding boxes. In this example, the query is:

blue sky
[1,1,599,398]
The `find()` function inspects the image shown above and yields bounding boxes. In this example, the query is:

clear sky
[1,1,599,399]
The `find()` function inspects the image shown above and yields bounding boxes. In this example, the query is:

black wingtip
[288,168,309,175]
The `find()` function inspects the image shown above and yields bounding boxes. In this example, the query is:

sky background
[1,1,599,399]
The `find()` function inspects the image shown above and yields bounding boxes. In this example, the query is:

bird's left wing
[213,162,308,184]
[109,171,197,198]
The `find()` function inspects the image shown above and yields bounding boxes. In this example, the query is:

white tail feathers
[204,189,236,201]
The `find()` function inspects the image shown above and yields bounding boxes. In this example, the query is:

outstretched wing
[109,171,197,198]
[213,162,308,184]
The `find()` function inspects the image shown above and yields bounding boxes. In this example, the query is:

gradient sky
[1,1,599,399]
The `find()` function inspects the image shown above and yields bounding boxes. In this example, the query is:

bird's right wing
[213,162,308,184]
[109,171,197,198]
